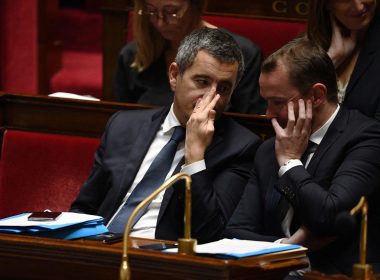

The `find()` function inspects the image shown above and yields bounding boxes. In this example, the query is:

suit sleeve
[223,167,280,242]
[278,122,380,235]
[187,136,262,243]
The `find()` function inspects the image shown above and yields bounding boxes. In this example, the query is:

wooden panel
[101,0,130,101]
[0,93,273,140]
[0,233,307,280]
[206,0,309,21]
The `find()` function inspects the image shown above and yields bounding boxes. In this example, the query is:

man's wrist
[278,159,303,176]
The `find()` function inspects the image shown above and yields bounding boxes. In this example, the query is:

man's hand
[281,226,336,251]
[185,92,220,164]
[272,99,312,166]
[327,15,358,68]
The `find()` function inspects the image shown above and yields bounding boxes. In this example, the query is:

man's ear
[310,83,327,108]
[168,62,179,92]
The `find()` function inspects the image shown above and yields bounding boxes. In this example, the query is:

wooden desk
[0,233,307,280]
[0,92,273,139]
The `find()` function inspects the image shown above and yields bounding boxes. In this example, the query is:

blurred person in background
[113,0,265,114]
[307,0,380,120]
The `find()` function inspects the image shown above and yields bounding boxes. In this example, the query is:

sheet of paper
[49,92,100,101]
[0,212,103,228]
[165,238,302,258]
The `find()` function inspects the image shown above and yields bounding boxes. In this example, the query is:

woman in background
[113,0,265,114]
[307,0,380,120]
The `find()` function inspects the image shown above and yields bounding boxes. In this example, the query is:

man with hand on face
[70,27,261,244]
[224,37,380,277]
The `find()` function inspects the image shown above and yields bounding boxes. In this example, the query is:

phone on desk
[138,243,177,251]
[84,233,178,249]
[28,212,62,221]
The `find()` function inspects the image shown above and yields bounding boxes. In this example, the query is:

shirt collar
[162,104,182,134]
[310,105,340,145]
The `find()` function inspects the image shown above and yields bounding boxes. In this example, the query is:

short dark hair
[176,27,245,84]
[261,37,338,103]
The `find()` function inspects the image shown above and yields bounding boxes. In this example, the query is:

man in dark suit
[224,37,380,276]
[70,27,261,243]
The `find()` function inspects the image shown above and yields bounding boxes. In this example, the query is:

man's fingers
[193,91,217,113]
[207,94,220,111]
[294,99,306,133]
[286,101,296,131]
[303,99,313,135]
[271,118,283,135]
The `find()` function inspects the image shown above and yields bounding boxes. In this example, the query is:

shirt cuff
[274,238,286,244]
[278,159,303,177]
[181,160,206,175]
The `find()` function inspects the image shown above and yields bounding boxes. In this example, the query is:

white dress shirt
[107,105,206,239]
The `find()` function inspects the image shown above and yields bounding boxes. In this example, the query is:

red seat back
[126,12,306,58]
[203,16,306,58]
[0,130,100,218]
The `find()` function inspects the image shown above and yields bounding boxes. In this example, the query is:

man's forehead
[188,51,238,78]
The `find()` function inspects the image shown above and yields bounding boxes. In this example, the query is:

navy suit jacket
[224,106,380,275]
[71,106,261,243]
[343,16,380,120]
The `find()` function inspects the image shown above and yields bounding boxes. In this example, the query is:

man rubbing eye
[224,37,380,278]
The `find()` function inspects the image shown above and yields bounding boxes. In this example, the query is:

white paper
[0,212,103,227]
[49,92,100,101]
[165,238,302,258]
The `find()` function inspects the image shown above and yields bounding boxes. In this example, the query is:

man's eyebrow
[191,74,210,79]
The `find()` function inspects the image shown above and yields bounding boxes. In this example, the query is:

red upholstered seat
[203,16,306,58]
[0,130,100,219]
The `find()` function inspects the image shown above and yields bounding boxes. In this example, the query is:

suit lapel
[307,107,349,173]
[346,19,380,95]
[118,107,169,201]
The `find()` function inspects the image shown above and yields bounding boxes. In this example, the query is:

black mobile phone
[138,243,177,251]
[85,233,123,244]
[28,212,62,221]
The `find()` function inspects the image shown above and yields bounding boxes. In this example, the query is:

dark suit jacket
[71,106,261,243]
[224,106,380,275]
[343,16,380,120]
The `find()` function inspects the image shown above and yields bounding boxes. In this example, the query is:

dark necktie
[300,140,318,165]
[107,126,186,233]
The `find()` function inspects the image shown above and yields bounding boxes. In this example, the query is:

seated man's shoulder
[107,107,167,128]
[345,107,380,134]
